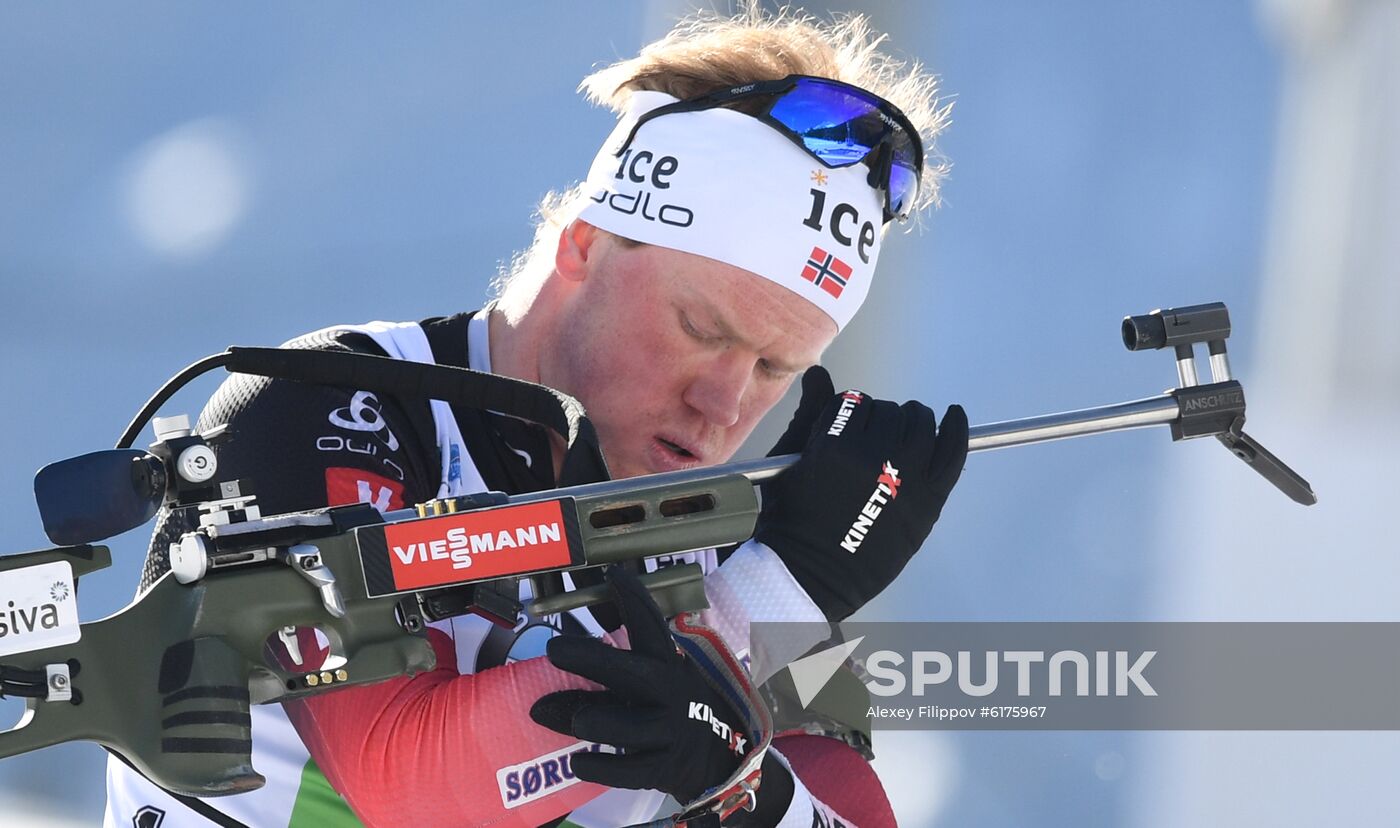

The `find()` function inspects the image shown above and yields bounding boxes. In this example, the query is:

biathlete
[105,7,967,827]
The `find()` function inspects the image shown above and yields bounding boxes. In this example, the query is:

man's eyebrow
[696,300,809,373]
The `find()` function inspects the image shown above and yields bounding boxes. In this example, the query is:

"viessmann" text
[393,522,563,570]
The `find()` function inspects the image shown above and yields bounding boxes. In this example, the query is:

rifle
[0,302,1312,797]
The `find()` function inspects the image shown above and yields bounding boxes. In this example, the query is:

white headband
[577,91,886,331]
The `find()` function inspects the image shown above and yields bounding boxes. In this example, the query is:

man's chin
[606,452,696,480]
[599,453,650,481]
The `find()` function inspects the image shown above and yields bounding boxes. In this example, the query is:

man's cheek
[739,392,779,434]
[594,411,643,467]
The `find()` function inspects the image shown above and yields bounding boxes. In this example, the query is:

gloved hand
[756,366,969,621]
[529,565,750,804]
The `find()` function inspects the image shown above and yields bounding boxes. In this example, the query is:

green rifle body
[0,537,429,796]
[0,472,759,796]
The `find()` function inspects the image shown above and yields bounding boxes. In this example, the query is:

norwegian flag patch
[800,246,853,299]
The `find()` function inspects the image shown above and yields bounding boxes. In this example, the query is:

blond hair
[492,4,950,306]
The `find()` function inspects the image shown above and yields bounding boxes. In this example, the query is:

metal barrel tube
[731,393,1181,483]
[387,393,1183,515]
[964,394,1180,452]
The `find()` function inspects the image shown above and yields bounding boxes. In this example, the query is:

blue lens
[770,79,885,166]
[888,161,919,218]
[773,78,921,218]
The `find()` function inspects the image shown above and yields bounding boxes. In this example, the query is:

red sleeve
[771,734,897,828]
[283,630,612,828]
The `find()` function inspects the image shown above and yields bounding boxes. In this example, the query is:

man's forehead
[578,91,883,333]
[668,258,837,365]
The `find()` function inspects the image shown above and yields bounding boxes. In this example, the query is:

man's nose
[682,352,751,428]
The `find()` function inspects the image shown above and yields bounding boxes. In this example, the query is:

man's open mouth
[657,437,695,459]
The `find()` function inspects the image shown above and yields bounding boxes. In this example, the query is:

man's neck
[486,303,569,479]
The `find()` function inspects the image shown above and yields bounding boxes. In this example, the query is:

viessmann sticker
[0,560,81,658]
[357,498,583,597]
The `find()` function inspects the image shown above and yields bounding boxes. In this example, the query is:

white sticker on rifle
[0,561,80,658]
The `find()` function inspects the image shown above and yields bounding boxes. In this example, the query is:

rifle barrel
[483,392,1183,507]
[732,393,1181,483]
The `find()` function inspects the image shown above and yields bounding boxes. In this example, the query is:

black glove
[756,366,969,621]
[529,565,750,805]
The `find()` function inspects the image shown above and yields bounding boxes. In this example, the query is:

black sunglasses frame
[614,75,924,223]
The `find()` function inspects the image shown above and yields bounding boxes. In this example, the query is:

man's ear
[555,219,602,283]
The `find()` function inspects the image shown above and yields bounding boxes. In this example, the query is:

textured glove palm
[529,565,749,805]
[756,366,969,621]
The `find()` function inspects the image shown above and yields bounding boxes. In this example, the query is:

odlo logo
[840,462,901,553]
[590,149,695,227]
